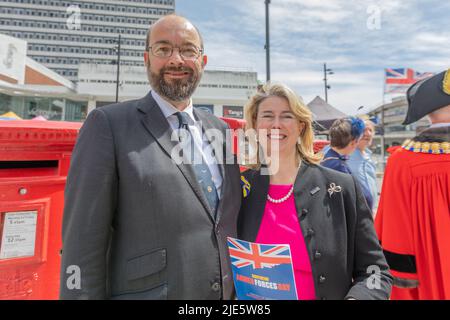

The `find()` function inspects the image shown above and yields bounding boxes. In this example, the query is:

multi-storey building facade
[1,63,258,121]
[1,32,258,123]
[368,96,430,151]
[0,33,258,122]
[76,64,258,118]
[0,0,175,81]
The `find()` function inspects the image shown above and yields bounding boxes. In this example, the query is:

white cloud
[413,32,450,53]
[178,0,450,115]
[271,69,385,114]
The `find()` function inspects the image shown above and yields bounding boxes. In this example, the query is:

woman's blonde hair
[243,82,322,169]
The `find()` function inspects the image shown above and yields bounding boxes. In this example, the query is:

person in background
[238,82,392,300]
[375,69,450,299]
[348,118,378,211]
[321,117,373,209]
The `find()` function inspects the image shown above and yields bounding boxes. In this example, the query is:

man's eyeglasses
[148,43,203,60]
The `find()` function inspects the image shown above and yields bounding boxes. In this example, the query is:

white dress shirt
[151,90,223,198]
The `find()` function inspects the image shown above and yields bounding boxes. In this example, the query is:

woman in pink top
[237,83,392,300]
[255,183,316,299]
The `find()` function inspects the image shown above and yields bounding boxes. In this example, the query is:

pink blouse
[256,184,316,300]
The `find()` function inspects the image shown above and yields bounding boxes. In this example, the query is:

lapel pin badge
[310,186,320,195]
[240,175,251,198]
[328,183,342,197]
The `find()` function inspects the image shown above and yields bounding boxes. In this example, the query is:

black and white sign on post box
[0,211,38,259]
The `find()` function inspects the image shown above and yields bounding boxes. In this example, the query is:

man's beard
[148,65,202,102]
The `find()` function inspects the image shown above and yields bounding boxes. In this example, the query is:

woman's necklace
[267,161,301,204]
[267,185,294,203]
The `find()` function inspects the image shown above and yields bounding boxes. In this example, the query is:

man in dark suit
[59,15,241,299]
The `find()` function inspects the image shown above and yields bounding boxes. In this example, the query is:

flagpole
[380,69,386,170]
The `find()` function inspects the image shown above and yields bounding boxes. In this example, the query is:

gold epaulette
[402,139,450,154]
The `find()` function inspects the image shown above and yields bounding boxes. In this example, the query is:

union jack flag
[227,237,291,269]
[385,68,434,93]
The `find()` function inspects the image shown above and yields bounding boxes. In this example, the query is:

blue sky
[176,0,450,114]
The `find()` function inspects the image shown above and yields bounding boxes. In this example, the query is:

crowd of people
[59,14,450,300]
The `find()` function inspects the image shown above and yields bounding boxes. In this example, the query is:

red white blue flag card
[227,237,298,300]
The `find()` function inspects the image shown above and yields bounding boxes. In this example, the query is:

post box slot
[0,161,58,170]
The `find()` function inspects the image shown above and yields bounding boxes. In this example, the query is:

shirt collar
[151,90,195,123]
[327,148,349,161]
[355,147,373,158]
[429,122,450,129]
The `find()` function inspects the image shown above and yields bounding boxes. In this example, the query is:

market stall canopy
[0,111,22,120]
[307,96,347,130]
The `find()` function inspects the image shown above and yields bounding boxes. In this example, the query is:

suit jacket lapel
[292,162,315,216]
[247,170,270,242]
[137,92,215,221]
[138,92,176,158]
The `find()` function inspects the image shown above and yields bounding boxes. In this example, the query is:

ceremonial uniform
[375,69,450,299]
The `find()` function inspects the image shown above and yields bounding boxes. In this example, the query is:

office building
[1,31,258,121]
[0,0,175,81]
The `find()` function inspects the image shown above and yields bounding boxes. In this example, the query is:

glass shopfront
[0,92,87,121]
[25,97,63,120]
[223,105,243,119]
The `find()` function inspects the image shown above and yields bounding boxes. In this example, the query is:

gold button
[207,186,213,193]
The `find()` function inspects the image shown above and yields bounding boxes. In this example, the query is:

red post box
[313,139,330,153]
[0,120,81,299]
[220,117,246,155]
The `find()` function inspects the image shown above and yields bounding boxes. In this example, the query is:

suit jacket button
[319,275,326,284]
[314,250,322,259]
[212,282,221,292]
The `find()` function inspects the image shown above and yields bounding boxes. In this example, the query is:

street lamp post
[323,63,334,103]
[380,104,385,167]
[265,0,271,82]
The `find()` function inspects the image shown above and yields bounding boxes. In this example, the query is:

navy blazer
[238,162,392,300]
